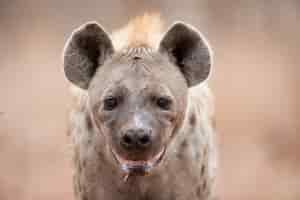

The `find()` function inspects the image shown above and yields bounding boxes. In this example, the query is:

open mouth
[112,147,166,177]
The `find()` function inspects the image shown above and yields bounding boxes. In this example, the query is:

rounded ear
[159,22,212,87]
[63,22,114,89]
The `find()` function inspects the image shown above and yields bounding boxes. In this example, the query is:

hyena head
[63,16,212,175]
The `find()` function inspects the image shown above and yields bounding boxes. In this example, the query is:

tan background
[0,1,299,199]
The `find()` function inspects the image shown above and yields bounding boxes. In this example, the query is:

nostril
[121,129,152,150]
[138,134,151,146]
[122,134,133,148]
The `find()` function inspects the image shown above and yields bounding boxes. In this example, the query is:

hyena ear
[63,22,114,89]
[159,22,212,87]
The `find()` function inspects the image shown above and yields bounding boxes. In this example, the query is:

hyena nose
[121,129,152,150]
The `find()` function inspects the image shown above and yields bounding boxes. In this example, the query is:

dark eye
[156,97,172,110]
[103,97,118,111]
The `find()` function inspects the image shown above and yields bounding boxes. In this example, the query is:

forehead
[99,61,168,96]
[89,46,187,97]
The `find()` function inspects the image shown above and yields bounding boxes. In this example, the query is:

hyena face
[88,51,189,175]
[63,21,211,175]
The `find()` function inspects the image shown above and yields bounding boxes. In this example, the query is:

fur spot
[189,112,196,126]
[196,185,202,197]
[176,139,188,159]
[82,159,87,168]
[203,146,208,158]
[202,180,207,190]
[82,194,88,200]
[85,114,93,131]
[181,139,188,148]
[77,161,82,174]
[201,165,205,176]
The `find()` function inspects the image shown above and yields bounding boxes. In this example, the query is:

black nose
[121,129,152,150]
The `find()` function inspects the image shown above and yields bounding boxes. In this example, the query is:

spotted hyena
[63,15,216,200]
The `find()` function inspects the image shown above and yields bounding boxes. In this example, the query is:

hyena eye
[103,97,119,111]
[156,97,172,110]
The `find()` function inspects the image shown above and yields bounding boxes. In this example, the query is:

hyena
[63,15,216,200]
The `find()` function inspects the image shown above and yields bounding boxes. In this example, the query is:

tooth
[123,173,130,182]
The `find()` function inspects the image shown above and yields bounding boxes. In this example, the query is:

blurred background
[0,0,299,199]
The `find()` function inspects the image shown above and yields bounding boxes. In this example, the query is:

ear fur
[159,22,212,87]
[63,22,114,89]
